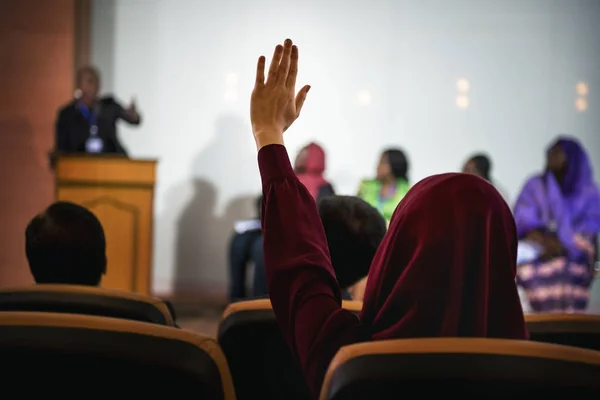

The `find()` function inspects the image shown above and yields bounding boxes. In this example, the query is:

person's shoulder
[359,178,379,187]
[100,96,118,106]
[320,181,335,192]
[515,174,544,199]
[57,100,77,117]
[522,174,544,189]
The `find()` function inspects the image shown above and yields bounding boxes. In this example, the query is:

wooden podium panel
[55,156,157,295]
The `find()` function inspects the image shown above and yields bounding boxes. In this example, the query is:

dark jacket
[54,97,141,156]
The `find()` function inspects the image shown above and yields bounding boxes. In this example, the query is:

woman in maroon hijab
[250,39,528,399]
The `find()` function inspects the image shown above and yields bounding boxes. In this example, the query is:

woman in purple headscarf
[514,136,600,313]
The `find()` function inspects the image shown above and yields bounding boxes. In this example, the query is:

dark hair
[25,201,107,286]
[76,65,99,85]
[317,196,386,288]
[383,148,409,181]
[469,154,492,181]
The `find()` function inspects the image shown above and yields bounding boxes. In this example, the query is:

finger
[295,85,311,115]
[286,45,298,89]
[277,39,293,87]
[255,56,266,85]
[266,45,284,86]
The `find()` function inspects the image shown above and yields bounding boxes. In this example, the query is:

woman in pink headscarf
[293,142,334,200]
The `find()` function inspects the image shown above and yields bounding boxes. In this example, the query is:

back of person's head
[25,201,107,286]
[359,173,527,341]
[382,148,409,181]
[466,153,492,181]
[317,196,386,289]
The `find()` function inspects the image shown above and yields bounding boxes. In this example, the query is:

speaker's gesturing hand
[250,38,311,150]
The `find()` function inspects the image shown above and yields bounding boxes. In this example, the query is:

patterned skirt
[517,257,594,313]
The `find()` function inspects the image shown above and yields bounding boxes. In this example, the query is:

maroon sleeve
[258,144,363,398]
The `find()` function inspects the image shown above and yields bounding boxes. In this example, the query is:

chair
[526,313,600,350]
[0,312,235,398]
[0,284,175,326]
[320,338,600,400]
[218,299,362,400]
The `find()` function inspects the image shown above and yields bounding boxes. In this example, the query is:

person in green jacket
[358,148,410,224]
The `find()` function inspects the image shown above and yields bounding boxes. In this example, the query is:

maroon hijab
[360,173,528,339]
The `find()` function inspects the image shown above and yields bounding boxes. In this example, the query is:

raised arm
[252,39,362,399]
[118,98,141,125]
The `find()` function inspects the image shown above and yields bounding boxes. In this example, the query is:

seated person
[250,39,528,398]
[317,196,386,300]
[228,143,334,301]
[228,196,265,301]
[25,201,179,324]
[462,153,492,182]
[26,201,107,286]
[251,195,385,302]
[462,152,509,202]
[514,136,600,313]
[358,148,410,225]
[294,142,335,199]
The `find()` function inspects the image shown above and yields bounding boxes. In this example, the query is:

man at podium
[54,66,141,157]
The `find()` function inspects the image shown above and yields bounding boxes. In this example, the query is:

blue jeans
[228,231,267,301]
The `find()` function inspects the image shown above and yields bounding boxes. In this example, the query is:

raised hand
[126,98,138,115]
[250,38,310,150]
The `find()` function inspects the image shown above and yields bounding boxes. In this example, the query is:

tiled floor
[174,304,224,338]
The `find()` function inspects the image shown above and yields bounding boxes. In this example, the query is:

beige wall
[0,0,79,286]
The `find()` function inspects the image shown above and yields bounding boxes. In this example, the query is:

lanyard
[78,102,98,135]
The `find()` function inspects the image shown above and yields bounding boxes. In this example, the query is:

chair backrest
[320,338,600,400]
[526,313,600,350]
[0,284,174,325]
[218,299,361,400]
[0,312,234,398]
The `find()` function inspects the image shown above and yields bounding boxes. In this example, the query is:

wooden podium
[55,155,157,295]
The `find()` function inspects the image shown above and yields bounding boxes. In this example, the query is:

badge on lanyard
[86,136,104,153]
[79,102,104,153]
[86,124,103,153]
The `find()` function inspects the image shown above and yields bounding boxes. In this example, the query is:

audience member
[250,38,527,398]
[26,201,107,285]
[514,136,600,313]
[358,148,410,225]
[25,201,180,325]
[317,196,386,300]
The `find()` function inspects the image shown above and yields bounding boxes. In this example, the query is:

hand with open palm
[250,38,311,150]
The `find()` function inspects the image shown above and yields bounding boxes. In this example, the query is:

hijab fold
[360,173,528,340]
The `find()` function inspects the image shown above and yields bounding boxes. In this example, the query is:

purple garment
[514,136,600,262]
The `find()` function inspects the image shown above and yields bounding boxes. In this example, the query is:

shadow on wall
[166,114,260,303]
